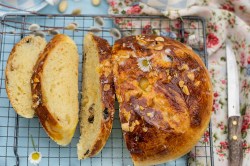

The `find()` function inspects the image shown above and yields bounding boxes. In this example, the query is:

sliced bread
[77,33,115,159]
[5,35,47,118]
[31,34,79,146]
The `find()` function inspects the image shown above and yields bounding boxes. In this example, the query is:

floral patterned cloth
[106,0,250,165]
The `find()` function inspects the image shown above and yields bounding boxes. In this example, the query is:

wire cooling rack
[0,14,213,166]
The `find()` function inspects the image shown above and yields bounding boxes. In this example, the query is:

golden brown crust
[112,35,213,165]
[84,34,115,157]
[31,34,78,146]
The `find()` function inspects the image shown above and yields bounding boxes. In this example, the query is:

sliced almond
[125,92,131,102]
[32,94,38,99]
[143,127,148,132]
[103,84,110,91]
[117,95,123,102]
[139,77,149,91]
[154,44,164,51]
[146,112,154,118]
[182,85,190,95]
[155,37,164,42]
[129,122,136,132]
[145,85,152,92]
[139,106,144,110]
[123,111,131,121]
[121,123,130,132]
[33,77,40,83]
[104,70,111,77]
[104,61,111,67]
[194,81,201,87]
[32,83,37,89]
[179,80,184,88]
[138,39,148,46]
[187,72,195,81]
[166,69,170,75]
[168,75,172,80]
[178,64,189,70]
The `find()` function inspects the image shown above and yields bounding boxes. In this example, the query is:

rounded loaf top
[112,35,213,166]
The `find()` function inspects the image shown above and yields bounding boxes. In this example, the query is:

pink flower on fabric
[175,21,181,29]
[220,3,235,12]
[220,141,229,149]
[240,52,246,67]
[108,0,117,7]
[219,153,224,157]
[242,42,245,49]
[239,6,245,11]
[126,5,142,15]
[247,56,250,64]
[214,92,219,98]
[127,22,132,27]
[242,79,249,91]
[207,33,219,48]
[243,141,247,148]
[213,101,219,112]
[229,18,236,25]
[202,131,210,143]
[142,24,152,34]
[115,18,121,24]
[218,122,225,130]
[242,141,250,153]
[221,79,227,84]
[242,114,250,133]
[214,24,218,31]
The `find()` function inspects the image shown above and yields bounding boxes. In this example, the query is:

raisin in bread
[5,35,47,118]
[31,34,79,146]
[77,33,115,159]
[112,35,213,166]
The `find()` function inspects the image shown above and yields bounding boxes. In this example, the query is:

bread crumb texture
[77,33,115,159]
[5,35,47,118]
[31,34,79,146]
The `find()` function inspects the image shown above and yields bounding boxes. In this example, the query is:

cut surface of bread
[112,35,213,166]
[5,35,47,118]
[77,33,115,159]
[31,34,79,146]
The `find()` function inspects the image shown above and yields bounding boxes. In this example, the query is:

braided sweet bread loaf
[112,35,213,166]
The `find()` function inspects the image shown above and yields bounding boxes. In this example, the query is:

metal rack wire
[0,14,213,166]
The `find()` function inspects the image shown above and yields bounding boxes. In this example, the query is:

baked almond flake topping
[165,48,171,54]
[187,72,195,81]
[139,77,150,91]
[182,85,190,95]
[162,54,172,62]
[155,37,165,42]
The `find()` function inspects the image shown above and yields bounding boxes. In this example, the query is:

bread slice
[31,34,79,146]
[112,35,213,166]
[77,33,115,159]
[5,35,47,118]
